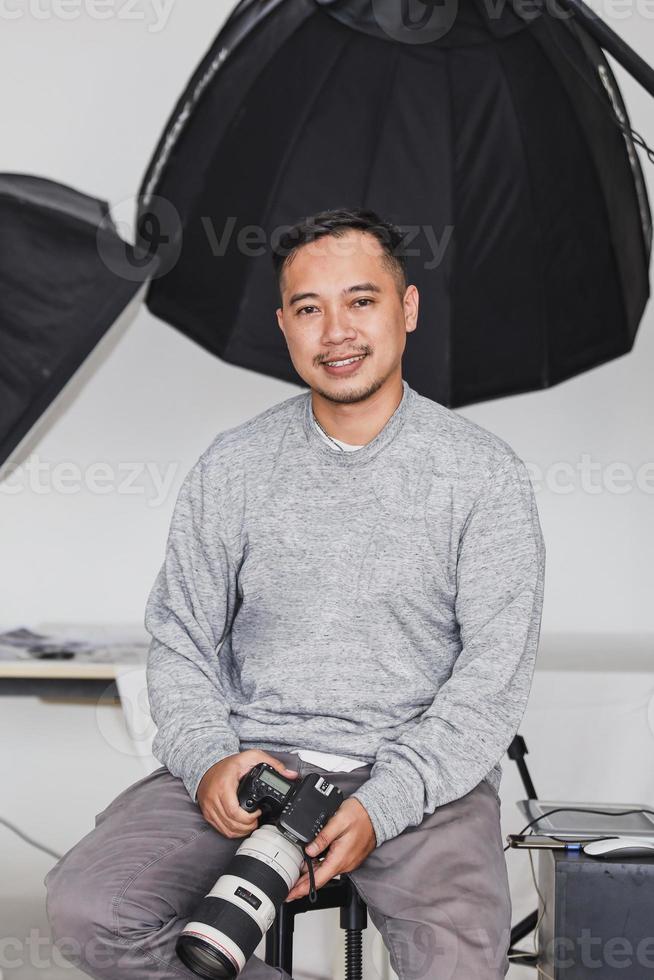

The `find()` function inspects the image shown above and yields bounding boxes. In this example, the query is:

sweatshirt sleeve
[144,453,241,802]
[350,452,546,846]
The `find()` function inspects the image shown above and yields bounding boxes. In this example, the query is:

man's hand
[284,798,376,902]
[196,749,300,839]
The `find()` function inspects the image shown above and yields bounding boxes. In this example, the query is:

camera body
[176,762,344,979]
[237,762,343,847]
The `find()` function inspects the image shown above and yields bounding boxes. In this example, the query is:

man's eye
[296,299,373,314]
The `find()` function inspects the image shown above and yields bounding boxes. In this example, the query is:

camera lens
[176,826,304,977]
[177,934,236,979]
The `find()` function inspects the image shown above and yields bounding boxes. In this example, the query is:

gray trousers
[44,750,512,979]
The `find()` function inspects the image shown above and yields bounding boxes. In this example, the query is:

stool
[265,874,368,979]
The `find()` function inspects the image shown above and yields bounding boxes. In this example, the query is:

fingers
[213,764,263,837]
[222,798,261,837]
[243,749,300,779]
[265,759,300,779]
[285,863,318,903]
[284,814,348,901]
[200,750,300,839]
[308,845,342,890]
[204,804,254,838]
[304,809,347,858]
[224,789,261,827]
[285,845,342,902]
[203,790,262,838]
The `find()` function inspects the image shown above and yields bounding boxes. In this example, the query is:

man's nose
[321,307,356,342]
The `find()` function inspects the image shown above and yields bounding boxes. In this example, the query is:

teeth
[325,355,366,367]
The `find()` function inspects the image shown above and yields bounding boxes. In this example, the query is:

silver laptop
[517,800,654,839]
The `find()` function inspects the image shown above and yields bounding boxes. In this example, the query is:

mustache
[316,348,372,364]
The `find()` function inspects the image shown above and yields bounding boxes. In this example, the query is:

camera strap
[301,846,319,902]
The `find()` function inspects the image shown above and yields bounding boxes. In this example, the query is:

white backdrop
[1,0,654,977]
[0,0,652,634]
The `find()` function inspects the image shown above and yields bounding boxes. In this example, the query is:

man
[45,208,545,979]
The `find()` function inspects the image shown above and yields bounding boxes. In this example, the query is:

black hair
[271,207,408,301]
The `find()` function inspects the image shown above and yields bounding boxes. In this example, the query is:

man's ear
[276,307,285,335]
[404,285,419,334]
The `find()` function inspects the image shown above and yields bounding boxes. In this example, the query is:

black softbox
[1,0,652,473]
[137,0,652,407]
[0,174,151,473]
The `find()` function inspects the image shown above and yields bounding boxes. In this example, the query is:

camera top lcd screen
[261,769,290,794]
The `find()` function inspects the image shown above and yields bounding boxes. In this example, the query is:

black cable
[623,127,654,165]
[0,815,63,861]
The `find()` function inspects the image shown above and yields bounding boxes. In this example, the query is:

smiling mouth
[322,354,367,367]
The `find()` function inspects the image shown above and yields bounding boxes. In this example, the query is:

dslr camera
[176,761,344,979]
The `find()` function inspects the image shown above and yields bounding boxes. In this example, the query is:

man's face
[275,229,418,404]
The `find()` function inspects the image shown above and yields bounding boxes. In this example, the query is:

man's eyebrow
[288,282,382,306]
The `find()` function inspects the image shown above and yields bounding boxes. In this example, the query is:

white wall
[0,0,652,633]
[1,2,653,979]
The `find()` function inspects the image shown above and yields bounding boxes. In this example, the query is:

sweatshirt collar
[302,379,413,465]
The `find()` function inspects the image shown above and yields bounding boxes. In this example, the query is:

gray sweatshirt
[144,380,546,846]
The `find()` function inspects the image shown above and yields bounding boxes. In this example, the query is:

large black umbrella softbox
[137,0,651,407]
[0,174,152,473]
